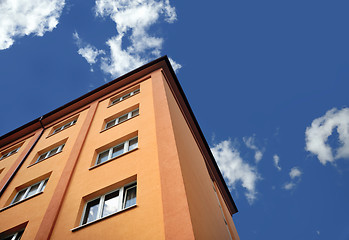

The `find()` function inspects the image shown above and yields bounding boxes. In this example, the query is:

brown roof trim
[0,56,238,215]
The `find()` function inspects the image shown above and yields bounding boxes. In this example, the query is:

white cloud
[74,0,179,77]
[283,166,302,190]
[169,57,182,73]
[283,182,295,190]
[73,32,105,66]
[243,135,264,163]
[305,108,349,165]
[273,154,281,171]
[0,0,65,50]
[289,167,302,179]
[211,139,260,204]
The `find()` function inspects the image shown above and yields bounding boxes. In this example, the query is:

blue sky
[1,0,349,239]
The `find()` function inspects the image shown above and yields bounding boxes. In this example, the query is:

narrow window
[0,147,20,160]
[81,183,136,226]
[104,108,139,130]
[1,229,24,240]
[36,144,65,163]
[11,179,48,205]
[110,89,140,106]
[96,137,138,165]
[52,119,77,134]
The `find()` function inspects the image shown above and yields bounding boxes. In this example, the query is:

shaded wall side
[151,70,195,240]
[162,73,236,240]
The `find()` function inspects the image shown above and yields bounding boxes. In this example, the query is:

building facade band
[0,57,239,240]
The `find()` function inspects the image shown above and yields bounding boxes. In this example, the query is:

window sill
[89,148,138,170]
[71,205,137,232]
[27,151,63,168]
[0,192,43,212]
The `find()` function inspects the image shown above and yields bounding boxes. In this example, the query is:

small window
[52,119,77,135]
[105,108,139,130]
[11,179,48,205]
[81,183,137,225]
[0,229,24,240]
[96,137,138,165]
[0,147,20,161]
[110,89,140,106]
[36,144,65,163]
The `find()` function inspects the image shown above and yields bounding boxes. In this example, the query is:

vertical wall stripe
[0,129,43,197]
[34,101,98,240]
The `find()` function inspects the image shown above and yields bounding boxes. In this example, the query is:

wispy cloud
[283,167,302,190]
[0,0,65,50]
[74,0,179,77]
[305,108,349,165]
[273,154,282,171]
[243,135,264,163]
[211,139,260,204]
[73,32,105,71]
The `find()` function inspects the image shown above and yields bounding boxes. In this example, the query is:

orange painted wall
[161,71,239,239]
[0,107,90,239]
[49,78,166,239]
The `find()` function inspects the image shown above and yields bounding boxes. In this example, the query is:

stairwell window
[11,179,48,205]
[110,88,140,106]
[96,137,138,165]
[105,108,139,130]
[81,182,137,225]
[0,147,20,160]
[52,119,77,135]
[36,144,65,163]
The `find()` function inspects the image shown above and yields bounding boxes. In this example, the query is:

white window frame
[105,108,139,130]
[1,229,25,240]
[0,147,20,160]
[52,119,77,134]
[11,179,48,205]
[110,89,140,106]
[80,182,137,226]
[95,137,138,165]
[36,144,65,163]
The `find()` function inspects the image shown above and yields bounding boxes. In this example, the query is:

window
[11,179,48,205]
[0,147,20,160]
[105,108,139,130]
[52,119,77,134]
[81,183,137,225]
[0,229,24,240]
[36,144,65,163]
[96,137,138,165]
[110,88,140,106]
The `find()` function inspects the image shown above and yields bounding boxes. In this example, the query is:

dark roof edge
[0,56,169,142]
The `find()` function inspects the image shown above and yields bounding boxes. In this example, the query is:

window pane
[15,230,24,240]
[105,119,116,129]
[37,153,47,162]
[112,98,120,105]
[83,198,100,224]
[131,109,139,117]
[97,150,109,164]
[102,190,119,217]
[128,138,138,151]
[26,182,40,198]
[40,179,48,192]
[122,93,131,100]
[112,143,124,158]
[124,186,137,208]
[118,114,128,124]
[133,89,140,94]
[13,189,27,203]
[48,147,59,157]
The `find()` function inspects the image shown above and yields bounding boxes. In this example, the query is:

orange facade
[0,57,239,240]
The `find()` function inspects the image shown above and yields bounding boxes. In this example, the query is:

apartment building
[0,56,239,240]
